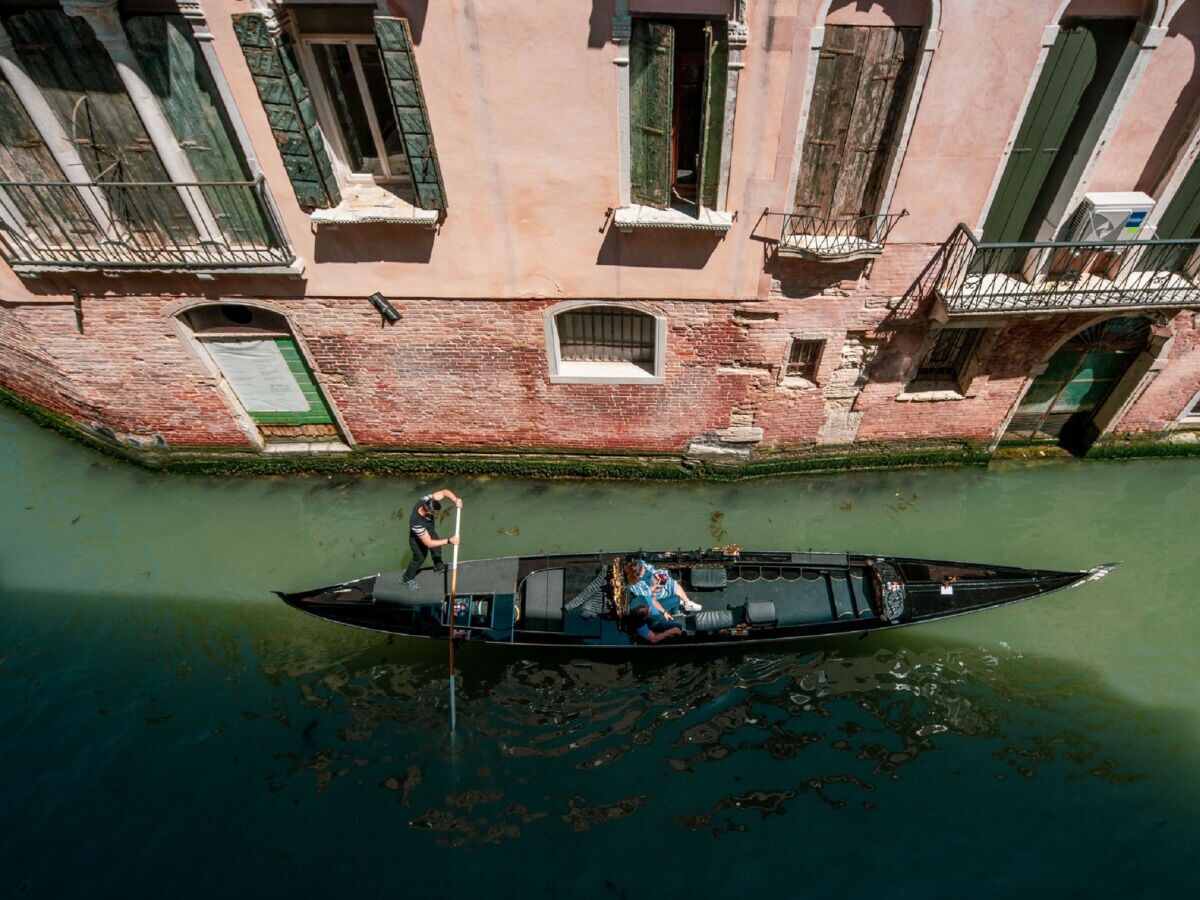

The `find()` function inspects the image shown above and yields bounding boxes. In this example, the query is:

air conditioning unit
[1066,192,1154,242]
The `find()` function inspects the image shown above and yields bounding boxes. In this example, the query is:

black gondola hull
[275,550,1116,649]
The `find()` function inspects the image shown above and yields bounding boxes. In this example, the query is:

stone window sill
[311,184,438,228]
[614,204,733,233]
[263,441,352,454]
[550,359,663,385]
[896,389,966,402]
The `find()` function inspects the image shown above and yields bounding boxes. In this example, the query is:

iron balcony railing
[0,176,294,271]
[932,223,1200,316]
[776,209,909,261]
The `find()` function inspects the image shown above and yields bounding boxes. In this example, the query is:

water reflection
[251,629,1151,846]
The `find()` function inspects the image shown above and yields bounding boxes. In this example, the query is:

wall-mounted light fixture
[368,291,401,325]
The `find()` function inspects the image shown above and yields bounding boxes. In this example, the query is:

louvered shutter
[794,26,919,221]
[232,13,340,210]
[829,27,920,221]
[629,21,673,209]
[373,17,447,211]
[697,20,728,211]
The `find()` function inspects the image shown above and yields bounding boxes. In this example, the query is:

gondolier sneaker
[406,578,419,590]
[680,598,702,612]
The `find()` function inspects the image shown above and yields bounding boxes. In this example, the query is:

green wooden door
[630,21,674,209]
[982,19,1134,246]
[126,13,275,247]
[1003,317,1150,450]
[0,70,97,250]
[794,25,920,223]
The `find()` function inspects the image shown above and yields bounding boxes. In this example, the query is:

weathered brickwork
[2,0,1200,471]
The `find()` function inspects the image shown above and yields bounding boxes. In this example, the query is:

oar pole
[448,505,461,732]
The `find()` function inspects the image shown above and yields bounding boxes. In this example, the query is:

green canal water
[1,405,1197,898]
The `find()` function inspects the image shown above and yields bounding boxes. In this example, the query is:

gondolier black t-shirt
[409,495,438,541]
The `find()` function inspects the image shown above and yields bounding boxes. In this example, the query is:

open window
[233,5,445,225]
[616,16,732,232]
[545,303,665,384]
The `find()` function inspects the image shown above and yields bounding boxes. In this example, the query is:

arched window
[545,303,665,384]
[180,304,344,445]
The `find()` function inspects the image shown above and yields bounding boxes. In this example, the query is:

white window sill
[614,204,733,233]
[311,184,438,228]
[549,360,663,385]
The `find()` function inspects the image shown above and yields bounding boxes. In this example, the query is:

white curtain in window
[206,340,309,412]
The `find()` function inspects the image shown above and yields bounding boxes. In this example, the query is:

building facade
[1,0,1199,473]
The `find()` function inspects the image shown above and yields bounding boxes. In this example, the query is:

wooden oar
[448,505,462,732]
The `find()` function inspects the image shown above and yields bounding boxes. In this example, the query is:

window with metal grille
[785,338,824,381]
[914,328,985,386]
[557,307,655,369]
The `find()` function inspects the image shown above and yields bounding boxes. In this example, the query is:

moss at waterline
[4,384,1198,480]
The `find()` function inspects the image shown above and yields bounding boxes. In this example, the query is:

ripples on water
[241,625,1154,852]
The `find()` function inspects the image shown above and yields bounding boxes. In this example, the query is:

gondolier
[403,489,462,588]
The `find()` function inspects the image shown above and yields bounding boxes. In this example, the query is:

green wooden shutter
[1155,154,1200,240]
[697,20,728,211]
[373,17,447,211]
[629,20,673,209]
[982,19,1133,245]
[231,13,340,210]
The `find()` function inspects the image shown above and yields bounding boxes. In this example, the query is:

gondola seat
[691,608,736,632]
[688,567,728,590]
[523,568,564,632]
[745,599,777,627]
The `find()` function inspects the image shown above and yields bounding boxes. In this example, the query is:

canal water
[1,405,1196,898]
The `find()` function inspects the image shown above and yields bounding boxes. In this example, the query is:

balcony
[0,176,295,274]
[773,210,908,262]
[929,223,1200,319]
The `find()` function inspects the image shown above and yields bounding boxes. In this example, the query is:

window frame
[544,301,666,385]
[611,10,741,233]
[900,326,990,399]
[295,31,415,194]
[781,337,826,386]
[169,300,351,450]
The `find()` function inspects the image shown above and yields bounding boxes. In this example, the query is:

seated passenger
[628,605,683,643]
[624,559,702,621]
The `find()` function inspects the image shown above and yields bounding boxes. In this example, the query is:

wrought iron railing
[776,209,909,260]
[932,223,1200,315]
[0,176,294,271]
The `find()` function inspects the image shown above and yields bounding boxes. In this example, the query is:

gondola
[275,548,1116,649]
